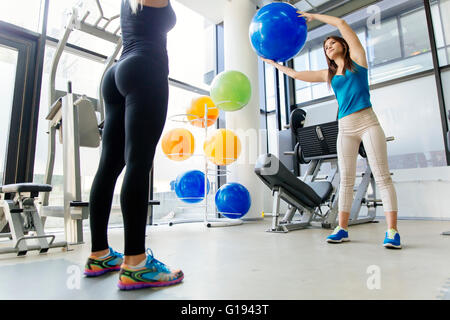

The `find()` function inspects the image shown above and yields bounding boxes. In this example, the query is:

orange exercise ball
[186,96,219,128]
[203,129,241,166]
[161,128,195,161]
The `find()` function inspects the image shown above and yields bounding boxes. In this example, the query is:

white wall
[386,166,450,219]
[371,74,445,161]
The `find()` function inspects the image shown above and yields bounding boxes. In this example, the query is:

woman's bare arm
[298,11,367,67]
[294,69,328,82]
[335,19,367,67]
[261,57,327,83]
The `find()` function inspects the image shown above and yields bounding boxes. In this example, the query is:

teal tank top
[331,60,372,120]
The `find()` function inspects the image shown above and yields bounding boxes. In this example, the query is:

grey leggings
[337,107,398,213]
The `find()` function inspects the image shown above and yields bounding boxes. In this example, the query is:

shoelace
[145,248,171,273]
[387,229,397,240]
[332,226,343,235]
[109,247,124,259]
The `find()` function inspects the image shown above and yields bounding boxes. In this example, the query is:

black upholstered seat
[0,183,52,194]
[255,154,332,209]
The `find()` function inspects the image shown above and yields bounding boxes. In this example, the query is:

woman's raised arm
[298,11,367,66]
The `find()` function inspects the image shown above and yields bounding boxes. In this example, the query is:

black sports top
[120,0,177,59]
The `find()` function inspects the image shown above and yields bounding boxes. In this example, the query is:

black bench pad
[255,154,332,208]
[0,183,52,194]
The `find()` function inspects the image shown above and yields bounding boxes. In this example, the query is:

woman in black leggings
[83,0,184,290]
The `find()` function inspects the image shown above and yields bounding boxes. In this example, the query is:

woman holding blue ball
[261,11,401,249]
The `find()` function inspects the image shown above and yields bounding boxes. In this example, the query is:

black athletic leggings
[89,54,168,256]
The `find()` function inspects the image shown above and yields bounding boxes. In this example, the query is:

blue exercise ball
[249,2,308,62]
[175,170,210,204]
[215,183,251,219]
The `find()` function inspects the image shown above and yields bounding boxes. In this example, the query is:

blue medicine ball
[215,183,251,219]
[175,170,210,204]
[249,2,308,62]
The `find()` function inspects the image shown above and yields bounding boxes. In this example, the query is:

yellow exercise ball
[203,129,241,165]
[161,128,195,161]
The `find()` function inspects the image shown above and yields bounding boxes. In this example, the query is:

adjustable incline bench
[255,108,394,233]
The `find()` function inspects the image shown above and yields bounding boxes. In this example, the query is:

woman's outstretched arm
[261,57,328,83]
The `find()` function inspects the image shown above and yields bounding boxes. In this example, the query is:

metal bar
[259,58,269,156]
[204,103,208,225]
[280,206,297,224]
[78,22,120,44]
[436,1,449,65]
[30,209,51,250]
[270,189,281,231]
[81,11,90,23]
[350,159,372,221]
[94,0,104,27]
[103,14,120,30]
[49,8,77,105]
[26,0,50,183]
[147,168,154,225]
[285,59,296,122]
[274,68,282,131]
[168,77,209,95]
[3,201,27,253]
[397,16,406,59]
[0,241,67,255]
[423,0,450,165]
[61,83,83,244]
[41,125,56,207]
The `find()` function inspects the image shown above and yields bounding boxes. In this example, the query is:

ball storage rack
[161,102,243,228]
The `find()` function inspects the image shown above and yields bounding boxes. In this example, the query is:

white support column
[223,0,263,220]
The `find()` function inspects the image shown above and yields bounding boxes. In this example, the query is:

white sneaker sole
[327,238,350,243]
[383,243,402,249]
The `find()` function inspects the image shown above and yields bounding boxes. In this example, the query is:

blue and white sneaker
[84,247,124,276]
[118,248,184,290]
[326,226,349,243]
[383,229,402,249]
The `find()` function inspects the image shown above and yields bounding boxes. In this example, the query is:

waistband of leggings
[338,107,379,128]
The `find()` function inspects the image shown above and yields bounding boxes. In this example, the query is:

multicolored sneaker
[326,226,349,243]
[84,247,124,277]
[383,229,402,249]
[118,249,184,290]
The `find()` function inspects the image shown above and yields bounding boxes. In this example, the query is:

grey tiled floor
[0,219,449,300]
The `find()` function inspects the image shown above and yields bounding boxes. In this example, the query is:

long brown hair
[323,36,356,90]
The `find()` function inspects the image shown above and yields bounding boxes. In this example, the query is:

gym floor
[0,218,449,300]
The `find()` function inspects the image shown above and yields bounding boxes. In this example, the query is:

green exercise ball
[210,70,252,111]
